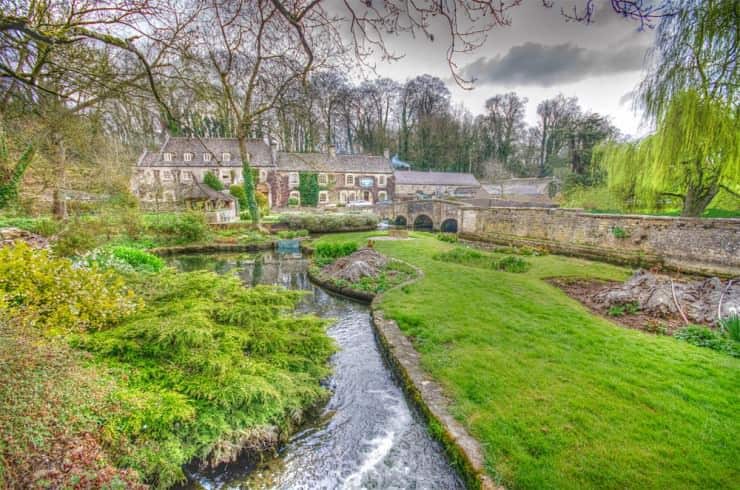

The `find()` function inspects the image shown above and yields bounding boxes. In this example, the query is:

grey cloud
[462,42,646,87]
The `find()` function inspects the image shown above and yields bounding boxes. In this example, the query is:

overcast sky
[363,1,656,137]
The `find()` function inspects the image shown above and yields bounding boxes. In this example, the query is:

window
[162,170,173,180]
[339,191,347,203]
[289,190,300,202]
[181,170,192,181]
[378,191,387,201]
[378,175,386,187]
[221,171,230,181]
[203,153,211,161]
[184,152,193,162]
[259,170,267,183]
[153,170,160,180]
[345,174,354,186]
[289,172,299,186]
[318,173,328,185]
[319,191,329,203]
[163,152,173,161]
[348,191,356,201]
[222,152,231,161]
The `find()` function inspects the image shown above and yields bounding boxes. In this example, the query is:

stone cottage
[394,170,480,200]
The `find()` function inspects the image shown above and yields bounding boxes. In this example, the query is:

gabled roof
[483,177,557,196]
[394,170,480,187]
[182,181,235,202]
[276,152,393,174]
[137,137,274,168]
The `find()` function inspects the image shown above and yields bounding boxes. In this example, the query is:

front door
[363,191,372,203]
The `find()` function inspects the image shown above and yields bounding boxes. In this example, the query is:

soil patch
[549,277,684,334]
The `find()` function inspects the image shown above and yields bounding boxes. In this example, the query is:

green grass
[313,232,740,489]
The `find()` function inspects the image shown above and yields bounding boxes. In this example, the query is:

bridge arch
[440,218,458,233]
[394,215,407,226]
[413,214,434,231]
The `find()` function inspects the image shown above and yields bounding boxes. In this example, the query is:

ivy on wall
[299,172,319,207]
[0,128,34,209]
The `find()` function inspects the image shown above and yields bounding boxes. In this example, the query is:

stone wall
[461,207,740,276]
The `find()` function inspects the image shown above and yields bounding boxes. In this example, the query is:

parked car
[347,200,373,209]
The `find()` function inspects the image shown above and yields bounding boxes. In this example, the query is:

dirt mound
[594,270,740,325]
[321,248,388,283]
[0,227,49,249]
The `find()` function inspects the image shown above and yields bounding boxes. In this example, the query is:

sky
[361,0,657,137]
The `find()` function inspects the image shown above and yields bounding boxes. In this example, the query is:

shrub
[675,325,739,357]
[299,172,319,207]
[110,246,164,272]
[719,314,740,342]
[74,270,335,486]
[279,213,378,232]
[203,171,224,191]
[315,241,358,260]
[612,226,629,239]
[145,211,207,243]
[436,233,458,243]
[229,184,248,210]
[288,197,299,207]
[0,243,140,333]
[496,256,531,273]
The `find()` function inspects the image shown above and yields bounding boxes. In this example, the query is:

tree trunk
[52,137,67,220]
[681,184,718,217]
[237,135,260,224]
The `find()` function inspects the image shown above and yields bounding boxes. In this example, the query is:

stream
[168,251,463,490]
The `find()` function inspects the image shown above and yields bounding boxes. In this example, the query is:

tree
[535,95,580,176]
[203,171,224,191]
[601,90,738,216]
[601,0,739,216]
[481,92,527,168]
[0,125,34,208]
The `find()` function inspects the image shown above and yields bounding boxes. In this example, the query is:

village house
[133,137,488,215]
[393,170,481,200]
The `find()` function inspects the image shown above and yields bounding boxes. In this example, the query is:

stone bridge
[374,199,467,232]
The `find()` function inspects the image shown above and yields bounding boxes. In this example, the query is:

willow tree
[601,0,739,216]
[602,90,738,216]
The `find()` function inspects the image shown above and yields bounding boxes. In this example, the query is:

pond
[168,251,463,489]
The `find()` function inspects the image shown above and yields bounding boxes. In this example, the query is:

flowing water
[169,251,463,490]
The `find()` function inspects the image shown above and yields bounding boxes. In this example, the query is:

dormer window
[163,152,173,162]
[203,153,211,161]
[222,152,231,161]
[183,152,193,162]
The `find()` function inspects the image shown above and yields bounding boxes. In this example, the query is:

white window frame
[222,152,231,161]
[319,191,329,203]
[289,190,300,202]
[288,172,299,186]
[163,152,172,162]
[181,170,192,181]
[348,191,356,201]
[378,175,386,187]
[203,152,211,161]
[184,152,193,162]
[345,174,354,186]
[339,191,347,203]
[162,170,173,181]
[318,173,328,185]
[221,171,231,181]
[378,191,387,201]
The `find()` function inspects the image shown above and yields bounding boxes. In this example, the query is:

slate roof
[482,178,556,196]
[182,181,236,202]
[137,136,274,168]
[276,152,393,174]
[394,170,480,187]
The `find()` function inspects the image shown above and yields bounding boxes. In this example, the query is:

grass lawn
[312,232,740,489]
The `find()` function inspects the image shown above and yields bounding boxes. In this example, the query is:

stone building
[394,170,480,200]
[273,148,393,207]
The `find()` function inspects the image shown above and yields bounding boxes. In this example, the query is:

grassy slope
[313,232,740,489]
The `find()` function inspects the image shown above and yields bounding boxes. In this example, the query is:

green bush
[280,213,379,232]
[315,241,358,260]
[433,247,531,273]
[288,197,299,207]
[203,171,224,191]
[675,325,739,357]
[229,184,248,209]
[299,172,319,207]
[0,243,140,333]
[74,270,335,486]
[145,211,207,243]
[436,233,458,243]
[110,246,164,272]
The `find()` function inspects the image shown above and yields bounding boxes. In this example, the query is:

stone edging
[150,241,276,256]
[307,254,498,490]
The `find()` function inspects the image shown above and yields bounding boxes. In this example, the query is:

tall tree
[482,92,527,168]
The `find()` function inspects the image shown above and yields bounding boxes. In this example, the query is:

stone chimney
[269,139,279,164]
[328,144,336,158]
[383,148,390,160]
